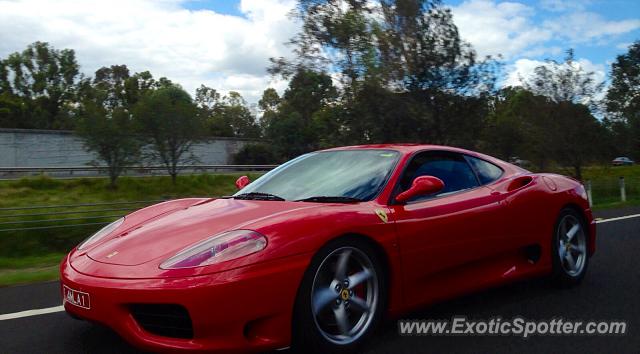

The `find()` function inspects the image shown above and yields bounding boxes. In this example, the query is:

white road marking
[0,213,638,322]
[0,305,64,321]
[595,213,640,224]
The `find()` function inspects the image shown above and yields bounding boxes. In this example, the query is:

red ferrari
[60,144,596,353]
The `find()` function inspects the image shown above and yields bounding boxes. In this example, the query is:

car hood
[86,198,319,266]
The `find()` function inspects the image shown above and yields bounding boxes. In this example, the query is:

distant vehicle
[612,157,634,166]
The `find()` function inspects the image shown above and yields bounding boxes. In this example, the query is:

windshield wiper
[295,196,363,203]
[232,192,285,201]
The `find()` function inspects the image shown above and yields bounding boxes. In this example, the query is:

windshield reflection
[234,150,400,201]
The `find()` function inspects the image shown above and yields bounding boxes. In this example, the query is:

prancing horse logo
[375,209,388,223]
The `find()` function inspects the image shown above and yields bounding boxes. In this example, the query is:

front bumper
[60,253,310,353]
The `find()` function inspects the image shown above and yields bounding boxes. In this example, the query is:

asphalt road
[1,210,639,353]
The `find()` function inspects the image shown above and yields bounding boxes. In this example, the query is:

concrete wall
[0,128,257,167]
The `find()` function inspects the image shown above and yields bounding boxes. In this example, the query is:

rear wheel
[551,208,589,286]
[292,238,386,353]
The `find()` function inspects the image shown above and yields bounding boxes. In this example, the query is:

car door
[389,151,507,307]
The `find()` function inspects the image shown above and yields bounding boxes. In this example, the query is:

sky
[0,0,639,104]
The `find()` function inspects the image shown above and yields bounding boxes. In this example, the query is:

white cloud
[451,0,554,59]
[616,42,633,50]
[505,58,606,86]
[543,11,640,44]
[451,0,640,60]
[0,0,298,103]
[504,58,544,87]
[1,0,637,102]
[539,0,591,13]
[504,57,607,102]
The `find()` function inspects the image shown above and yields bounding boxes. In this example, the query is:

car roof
[320,143,529,175]
[321,143,474,155]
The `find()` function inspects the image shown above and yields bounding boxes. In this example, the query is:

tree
[195,85,231,136]
[513,49,608,177]
[270,0,499,146]
[549,102,607,180]
[258,88,281,135]
[195,87,261,138]
[0,41,80,129]
[264,69,338,158]
[519,49,604,107]
[606,41,640,159]
[134,85,204,184]
[483,88,606,179]
[212,92,261,138]
[195,84,221,112]
[75,65,148,187]
[76,102,141,188]
[483,88,555,169]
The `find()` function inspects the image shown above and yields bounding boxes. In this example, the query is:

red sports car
[60,144,596,353]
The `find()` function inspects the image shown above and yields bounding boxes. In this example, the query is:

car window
[465,156,503,185]
[234,150,400,201]
[398,151,480,202]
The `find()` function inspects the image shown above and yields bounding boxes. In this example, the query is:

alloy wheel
[557,214,587,276]
[310,247,379,345]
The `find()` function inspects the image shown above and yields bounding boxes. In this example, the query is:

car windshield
[234,150,400,202]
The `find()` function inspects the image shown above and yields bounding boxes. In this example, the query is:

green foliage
[232,143,279,164]
[195,86,261,138]
[271,0,499,146]
[0,173,263,258]
[1,33,639,189]
[134,85,204,183]
[483,50,610,179]
[210,92,261,138]
[520,49,604,107]
[0,266,60,287]
[0,41,80,129]
[263,69,338,158]
[484,88,607,179]
[606,41,640,160]
[258,88,281,136]
[75,65,146,187]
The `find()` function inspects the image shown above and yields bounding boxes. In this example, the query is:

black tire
[291,237,387,354]
[551,208,590,287]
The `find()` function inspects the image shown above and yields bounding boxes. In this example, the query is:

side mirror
[235,176,250,190]
[395,176,444,203]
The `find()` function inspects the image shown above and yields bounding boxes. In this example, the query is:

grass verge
[0,173,260,287]
[0,253,65,287]
[0,266,59,287]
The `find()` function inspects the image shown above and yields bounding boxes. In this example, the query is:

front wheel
[551,208,589,287]
[292,238,386,354]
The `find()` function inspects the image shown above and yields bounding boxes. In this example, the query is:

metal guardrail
[0,165,278,173]
[0,165,278,179]
[0,200,166,233]
[0,165,278,234]
[0,200,166,211]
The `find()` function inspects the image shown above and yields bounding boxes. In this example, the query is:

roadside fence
[584,176,639,207]
[0,165,278,179]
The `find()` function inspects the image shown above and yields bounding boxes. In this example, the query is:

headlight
[77,217,124,250]
[578,184,588,200]
[159,230,267,269]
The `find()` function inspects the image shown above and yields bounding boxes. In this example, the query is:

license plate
[63,285,91,309]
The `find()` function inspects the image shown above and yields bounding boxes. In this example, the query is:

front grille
[130,304,193,339]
